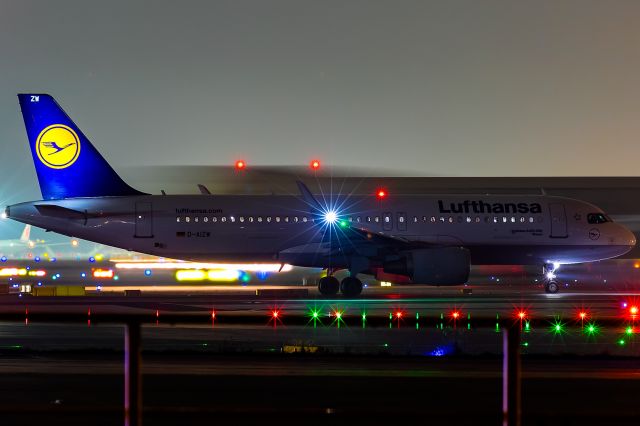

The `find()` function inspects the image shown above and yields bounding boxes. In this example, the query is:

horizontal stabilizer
[34,204,86,220]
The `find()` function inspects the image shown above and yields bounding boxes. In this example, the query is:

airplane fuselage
[6,193,635,270]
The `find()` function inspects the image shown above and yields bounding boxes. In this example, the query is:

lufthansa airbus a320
[5,94,636,296]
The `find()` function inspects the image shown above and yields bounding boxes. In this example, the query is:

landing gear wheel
[545,280,559,294]
[318,276,340,296]
[340,277,363,297]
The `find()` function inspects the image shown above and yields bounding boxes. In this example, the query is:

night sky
[1,1,640,235]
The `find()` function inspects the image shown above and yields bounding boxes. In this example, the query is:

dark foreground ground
[1,352,640,426]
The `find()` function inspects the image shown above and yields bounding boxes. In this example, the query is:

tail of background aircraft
[17,94,146,200]
[19,225,31,243]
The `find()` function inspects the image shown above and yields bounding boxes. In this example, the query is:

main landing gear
[317,275,363,297]
[543,263,560,294]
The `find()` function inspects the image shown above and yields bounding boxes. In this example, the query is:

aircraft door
[135,202,153,238]
[549,203,568,238]
[383,212,393,231]
[397,212,407,231]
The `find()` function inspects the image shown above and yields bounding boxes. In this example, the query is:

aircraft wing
[326,225,431,259]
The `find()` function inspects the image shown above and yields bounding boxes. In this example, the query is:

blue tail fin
[17,94,146,200]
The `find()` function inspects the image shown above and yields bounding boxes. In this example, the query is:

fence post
[503,325,521,426]
[125,321,142,426]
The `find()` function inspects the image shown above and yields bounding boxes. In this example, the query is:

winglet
[296,180,321,211]
[197,184,211,195]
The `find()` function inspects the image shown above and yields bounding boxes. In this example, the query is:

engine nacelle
[382,247,470,285]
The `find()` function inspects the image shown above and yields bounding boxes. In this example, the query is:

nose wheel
[543,263,560,294]
[544,280,559,294]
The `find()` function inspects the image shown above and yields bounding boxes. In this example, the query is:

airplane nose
[618,224,636,249]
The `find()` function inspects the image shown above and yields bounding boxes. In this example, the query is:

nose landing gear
[543,263,560,294]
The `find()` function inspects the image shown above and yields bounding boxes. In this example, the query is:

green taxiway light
[339,220,349,228]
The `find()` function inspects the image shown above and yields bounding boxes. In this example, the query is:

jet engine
[382,247,470,285]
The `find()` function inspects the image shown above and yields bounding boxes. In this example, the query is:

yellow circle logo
[35,124,81,169]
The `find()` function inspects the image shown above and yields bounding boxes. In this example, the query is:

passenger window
[221,217,227,223]
[249,217,254,223]
[466,217,471,223]
[267,216,272,223]
[275,217,281,223]
[284,217,289,223]
[204,217,209,223]
[176,217,181,223]
[293,216,299,223]
[212,217,217,223]
[302,217,307,223]
[185,216,190,223]
[374,216,380,223]
[430,216,436,223]
[239,217,245,222]
[356,217,361,223]
[230,216,236,223]
[257,216,263,223]
[194,216,199,223]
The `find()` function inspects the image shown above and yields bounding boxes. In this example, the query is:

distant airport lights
[93,269,114,279]
[175,269,241,282]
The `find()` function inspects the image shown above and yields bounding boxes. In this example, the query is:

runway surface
[1,284,640,425]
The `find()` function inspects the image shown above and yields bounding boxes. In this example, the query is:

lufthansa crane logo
[35,124,81,169]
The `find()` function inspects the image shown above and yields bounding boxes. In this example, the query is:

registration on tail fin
[17,94,145,200]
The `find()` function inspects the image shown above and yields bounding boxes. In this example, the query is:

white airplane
[5,94,636,295]
[0,224,34,255]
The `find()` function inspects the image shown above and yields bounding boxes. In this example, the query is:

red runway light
[452,311,460,319]
[517,310,527,320]
[579,311,588,320]
[235,160,246,170]
[310,159,321,170]
[395,311,403,319]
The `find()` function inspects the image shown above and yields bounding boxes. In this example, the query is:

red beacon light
[376,188,387,200]
[517,310,527,320]
[271,309,280,319]
[630,306,639,316]
[310,159,321,171]
[451,310,460,320]
[235,160,246,171]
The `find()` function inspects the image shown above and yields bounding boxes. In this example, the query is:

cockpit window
[587,213,608,224]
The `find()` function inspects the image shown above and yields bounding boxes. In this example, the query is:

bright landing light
[0,212,6,220]
[324,210,338,224]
